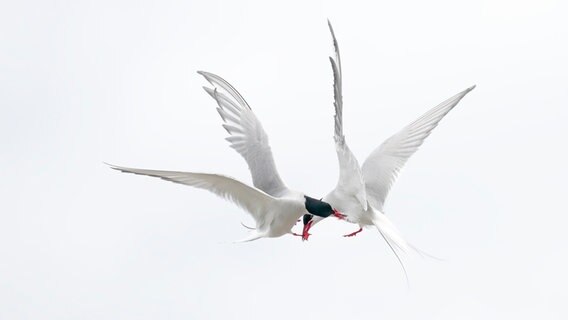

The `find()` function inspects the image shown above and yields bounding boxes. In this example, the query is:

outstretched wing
[198,71,288,197]
[361,86,475,211]
[107,164,276,226]
[327,20,367,210]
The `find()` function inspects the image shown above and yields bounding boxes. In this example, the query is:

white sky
[1,0,567,319]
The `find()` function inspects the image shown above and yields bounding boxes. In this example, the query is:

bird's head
[302,196,344,240]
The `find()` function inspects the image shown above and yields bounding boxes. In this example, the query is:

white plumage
[107,71,341,242]
[304,21,476,276]
[107,165,309,242]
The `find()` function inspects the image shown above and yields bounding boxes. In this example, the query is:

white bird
[107,71,344,242]
[302,21,476,273]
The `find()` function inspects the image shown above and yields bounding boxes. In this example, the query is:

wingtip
[327,19,335,35]
[197,70,214,84]
[328,56,335,64]
[104,162,121,171]
[460,85,476,95]
[202,86,215,95]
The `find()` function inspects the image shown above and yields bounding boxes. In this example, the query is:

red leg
[343,227,363,237]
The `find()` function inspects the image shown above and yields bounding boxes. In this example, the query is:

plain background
[1,0,567,319]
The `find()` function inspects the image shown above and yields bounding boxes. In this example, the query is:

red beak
[332,209,347,220]
[302,220,313,241]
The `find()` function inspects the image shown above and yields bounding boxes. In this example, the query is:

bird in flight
[107,70,346,242]
[301,21,475,275]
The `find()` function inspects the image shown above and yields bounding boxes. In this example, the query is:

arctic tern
[107,73,345,242]
[302,21,475,271]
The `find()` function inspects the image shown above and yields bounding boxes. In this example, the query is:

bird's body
[259,190,306,238]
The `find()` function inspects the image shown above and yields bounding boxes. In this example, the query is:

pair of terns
[109,23,474,262]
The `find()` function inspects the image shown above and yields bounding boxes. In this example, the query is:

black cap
[304,196,334,218]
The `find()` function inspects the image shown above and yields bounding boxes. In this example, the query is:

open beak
[302,220,313,241]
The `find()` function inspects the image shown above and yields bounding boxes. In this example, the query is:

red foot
[293,231,311,240]
[332,209,347,220]
[343,227,363,237]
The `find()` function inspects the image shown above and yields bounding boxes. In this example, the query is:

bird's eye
[303,214,313,225]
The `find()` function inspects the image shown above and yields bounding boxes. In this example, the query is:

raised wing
[327,20,367,210]
[198,71,288,197]
[107,164,276,226]
[361,86,476,211]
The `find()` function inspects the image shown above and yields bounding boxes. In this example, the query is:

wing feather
[361,86,475,211]
[107,164,275,226]
[198,71,288,197]
[327,20,367,210]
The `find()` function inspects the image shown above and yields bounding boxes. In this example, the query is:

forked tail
[372,214,413,283]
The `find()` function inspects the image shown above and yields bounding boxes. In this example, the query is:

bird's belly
[266,204,303,237]
[267,215,299,237]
